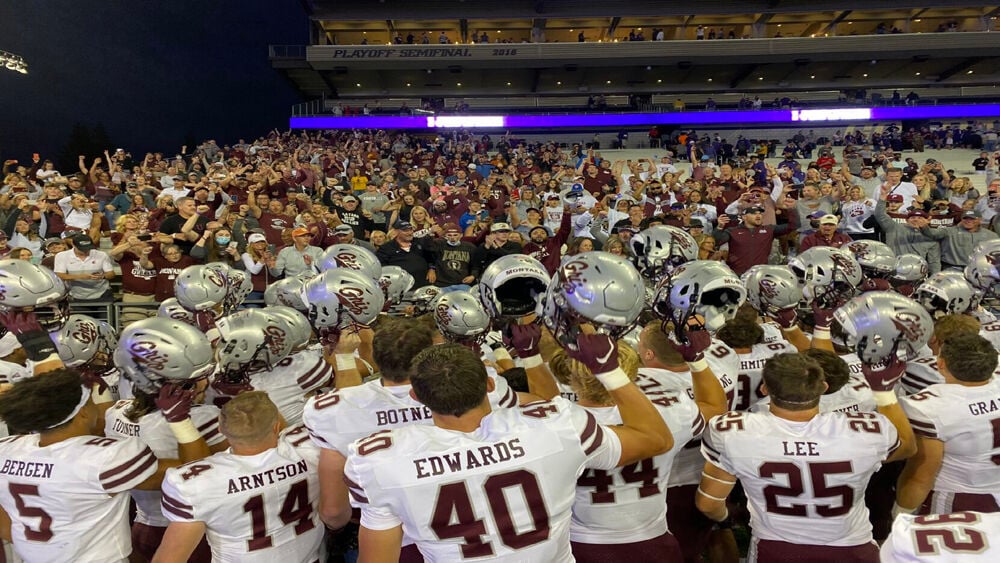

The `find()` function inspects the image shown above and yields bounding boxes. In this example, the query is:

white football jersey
[902,354,946,396]
[980,321,1000,349]
[880,512,1000,562]
[0,434,157,563]
[635,366,733,487]
[104,401,225,527]
[556,381,579,403]
[702,410,899,546]
[248,349,333,426]
[753,375,877,415]
[729,341,795,411]
[901,379,1000,497]
[344,398,622,562]
[571,391,704,544]
[160,425,323,562]
[303,374,518,455]
[759,322,787,344]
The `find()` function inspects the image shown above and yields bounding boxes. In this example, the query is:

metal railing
[64,299,268,332]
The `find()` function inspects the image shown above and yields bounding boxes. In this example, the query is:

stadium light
[0,51,28,74]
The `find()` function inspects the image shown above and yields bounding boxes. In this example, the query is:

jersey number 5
[431,469,549,559]
[9,483,53,541]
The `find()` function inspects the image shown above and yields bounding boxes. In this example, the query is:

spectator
[141,243,196,302]
[799,214,852,251]
[157,196,209,256]
[922,210,999,270]
[873,188,942,273]
[523,211,572,275]
[267,227,322,278]
[39,237,66,269]
[247,185,293,247]
[191,226,243,270]
[332,223,376,253]
[108,233,160,326]
[475,221,522,272]
[430,223,479,288]
[53,233,117,319]
[376,219,436,288]
[714,205,798,275]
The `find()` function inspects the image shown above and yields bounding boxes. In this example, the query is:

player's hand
[861,355,906,392]
[859,278,891,292]
[0,309,57,362]
[670,327,712,363]
[155,383,195,423]
[506,322,541,358]
[567,333,618,374]
[811,301,836,329]
[767,306,798,330]
[192,310,217,332]
[333,329,361,354]
[895,283,915,297]
[0,308,43,336]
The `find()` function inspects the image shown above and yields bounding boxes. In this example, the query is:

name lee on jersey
[783,441,821,456]
[414,438,526,479]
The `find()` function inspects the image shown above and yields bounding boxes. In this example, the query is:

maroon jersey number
[913,513,988,555]
[242,480,315,551]
[9,483,54,542]
[431,469,550,558]
[759,461,854,517]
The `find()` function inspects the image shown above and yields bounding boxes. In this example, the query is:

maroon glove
[859,278,892,292]
[0,309,43,336]
[0,309,56,361]
[811,302,836,329]
[155,383,195,423]
[192,310,217,333]
[80,372,110,395]
[671,328,712,363]
[319,327,342,350]
[861,355,906,393]
[566,334,618,374]
[769,307,798,330]
[209,376,252,407]
[896,283,916,297]
[506,323,541,358]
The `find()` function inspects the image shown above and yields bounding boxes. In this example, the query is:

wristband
[493,348,512,362]
[520,354,543,369]
[812,327,831,340]
[872,390,898,407]
[91,383,114,405]
[593,367,630,391]
[167,419,202,444]
[687,358,709,372]
[16,331,58,362]
[892,502,916,520]
[335,354,357,372]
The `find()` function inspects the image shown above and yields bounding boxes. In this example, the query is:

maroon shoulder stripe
[101,451,157,490]
[583,424,606,456]
[343,475,369,503]
[296,361,324,386]
[99,447,156,481]
[162,496,194,520]
[162,492,193,510]
[579,412,598,445]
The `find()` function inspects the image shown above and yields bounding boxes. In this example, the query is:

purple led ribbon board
[290,104,1000,130]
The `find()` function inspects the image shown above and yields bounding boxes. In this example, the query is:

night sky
[0,0,307,161]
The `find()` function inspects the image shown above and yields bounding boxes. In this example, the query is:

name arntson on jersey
[227,460,308,494]
[414,439,526,479]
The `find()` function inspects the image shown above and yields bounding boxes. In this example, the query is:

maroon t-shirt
[117,253,157,295]
[258,212,293,246]
[149,251,196,301]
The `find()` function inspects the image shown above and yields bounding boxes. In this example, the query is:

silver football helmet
[174,264,228,312]
[964,239,1000,297]
[215,309,293,376]
[845,240,896,278]
[379,265,415,308]
[157,297,195,324]
[318,244,381,280]
[223,269,254,314]
[892,254,930,283]
[913,271,978,317]
[631,225,699,281]
[263,275,311,311]
[741,265,803,314]
[833,291,933,364]
[432,291,491,345]
[789,247,863,309]
[653,260,746,332]
[114,317,216,395]
[302,269,385,330]
[544,251,645,345]
[0,260,70,331]
[52,314,118,374]
[266,305,313,350]
[479,254,550,321]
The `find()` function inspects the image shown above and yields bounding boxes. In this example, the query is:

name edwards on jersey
[226,459,309,494]
[414,438,526,479]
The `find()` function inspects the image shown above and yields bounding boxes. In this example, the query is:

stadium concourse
[2,126,1000,563]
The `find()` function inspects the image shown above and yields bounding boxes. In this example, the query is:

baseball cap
[247,233,267,244]
[529,225,550,236]
[393,220,414,230]
[334,224,354,235]
[545,193,562,201]
[291,227,311,238]
[525,207,541,214]
[44,237,64,248]
[467,163,477,170]
[342,195,358,203]
[442,223,461,234]
[819,214,839,226]
[688,218,704,228]
[71,233,94,251]
[490,222,512,233]
[907,209,928,218]
[887,194,904,203]
[741,206,765,215]
[962,210,981,219]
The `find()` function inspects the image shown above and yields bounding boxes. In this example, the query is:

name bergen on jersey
[414,438,526,479]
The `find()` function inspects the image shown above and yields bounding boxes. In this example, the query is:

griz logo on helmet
[850,243,871,258]
[986,251,1000,268]
[759,278,780,300]
[893,311,928,342]
[129,341,169,371]
[434,303,451,328]
[336,252,361,270]
[829,253,860,279]
[206,269,227,288]
[670,232,696,253]
[338,287,369,316]
[263,325,287,357]
[560,261,589,295]
[71,322,99,344]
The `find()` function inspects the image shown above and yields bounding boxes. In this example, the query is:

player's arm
[0,503,10,542]
[895,435,943,515]
[318,448,353,530]
[508,322,559,401]
[861,357,917,464]
[567,333,672,466]
[328,330,364,389]
[695,461,737,522]
[358,525,403,563]
[152,521,206,563]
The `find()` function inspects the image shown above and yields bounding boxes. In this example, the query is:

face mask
[447,240,461,246]
[216,236,231,245]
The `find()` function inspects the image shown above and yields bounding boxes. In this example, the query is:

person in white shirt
[53,234,116,318]
[881,167,919,211]
[157,177,192,203]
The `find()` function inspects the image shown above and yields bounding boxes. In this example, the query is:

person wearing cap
[874,184,942,273]
[53,233,117,320]
[266,227,322,279]
[799,214,852,252]
[247,185,294,247]
[333,223,376,253]
[879,167,919,211]
[239,233,275,305]
[687,218,716,260]
[524,208,573,276]
[921,209,999,271]
[376,219,436,288]
[714,204,799,275]
[428,223,480,289]
[40,237,67,269]
[475,222,522,272]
